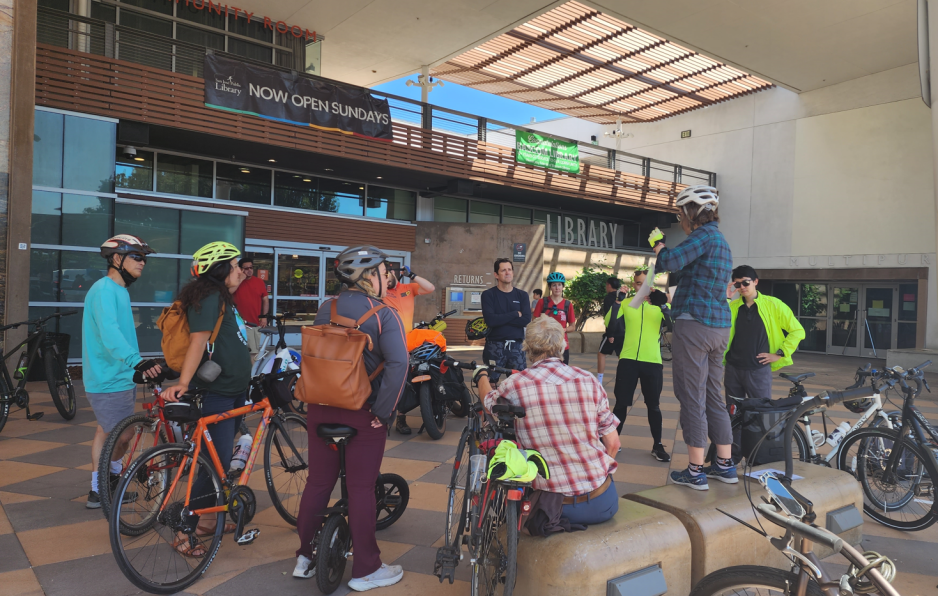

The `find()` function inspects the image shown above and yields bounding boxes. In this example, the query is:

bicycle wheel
[471,486,519,596]
[44,349,76,420]
[316,514,350,595]
[264,412,309,526]
[445,426,476,547]
[109,443,226,594]
[98,413,168,521]
[0,375,11,434]
[419,381,447,440]
[690,565,824,596]
[376,473,409,530]
[837,427,938,531]
[660,330,672,362]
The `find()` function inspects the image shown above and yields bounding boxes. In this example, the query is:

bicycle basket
[465,317,489,341]
[163,399,202,423]
[737,397,801,465]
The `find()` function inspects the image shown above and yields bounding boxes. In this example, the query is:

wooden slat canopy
[431,1,773,124]
[35,44,685,211]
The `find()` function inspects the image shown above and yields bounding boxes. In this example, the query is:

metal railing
[37,5,716,189]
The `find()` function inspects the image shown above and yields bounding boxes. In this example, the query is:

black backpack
[541,298,570,319]
[736,395,803,465]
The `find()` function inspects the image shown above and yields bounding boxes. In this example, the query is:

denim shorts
[87,388,137,433]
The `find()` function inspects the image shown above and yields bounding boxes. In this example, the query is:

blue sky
[372,75,567,127]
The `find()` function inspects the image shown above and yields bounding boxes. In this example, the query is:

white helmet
[675,185,719,208]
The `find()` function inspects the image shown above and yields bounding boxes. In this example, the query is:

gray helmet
[334,245,389,285]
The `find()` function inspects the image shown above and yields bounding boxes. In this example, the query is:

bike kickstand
[25,404,44,421]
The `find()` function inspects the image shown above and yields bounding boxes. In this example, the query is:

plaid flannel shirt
[655,221,733,328]
[483,358,619,496]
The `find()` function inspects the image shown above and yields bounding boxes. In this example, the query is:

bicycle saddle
[317,424,357,439]
[779,372,815,384]
[258,327,278,336]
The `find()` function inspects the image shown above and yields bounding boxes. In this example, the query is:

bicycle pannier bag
[738,395,802,465]
[295,299,386,410]
[157,302,224,372]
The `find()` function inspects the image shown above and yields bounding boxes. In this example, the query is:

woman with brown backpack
[292,245,409,591]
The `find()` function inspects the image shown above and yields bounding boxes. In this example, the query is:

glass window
[63,116,116,193]
[502,206,532,225]
[62,195,112,247]
[28,306,83,359]
[119,0,172,16]
[277,254,320,297]
[114,203,180,254]
[305,39,322,75]
[215,163,272,204]
[90,1,116,22]
[228,13,272,42]
[434,197,467,222]
[39,0,69,10]
[176,24,225,50]
[469,201,501,224]
[32,190,61,245]
[156,153,213,198]
[30,249,60,302]
[34,110,64,188]
[178,1,225,28]
[800,284,827,317]
[799,318,827,352]
[897,323,916,349]
[274,172,318,210]
[128,257,179,303]
[228,38,273,63]
[898,283,918,322]
[318,178,364,216]
[366,186,416,221]
[116,148,154,191]
[324,264,341,296]
[249,254,274,297]
[135,306,165,353]
[535,210,561,242]
[276,299,319,322]
[772,283,799,315]
[180,210,243,255]
[59,251,108,302]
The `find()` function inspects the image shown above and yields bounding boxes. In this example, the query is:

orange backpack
[157,302,225,372]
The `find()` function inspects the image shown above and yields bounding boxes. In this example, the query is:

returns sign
[204,54,392,140]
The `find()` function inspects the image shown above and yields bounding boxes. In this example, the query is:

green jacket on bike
[724,293,805,372]
[604,301,669,365]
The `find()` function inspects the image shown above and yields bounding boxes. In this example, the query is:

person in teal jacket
[83,234,161,509]
[605,269,672,463]
[723,265,805,403]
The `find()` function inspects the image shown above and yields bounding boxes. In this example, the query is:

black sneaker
[108,473,139,504]
[86,490,101,509]
[395,415,412,435]
[651,444,671,462]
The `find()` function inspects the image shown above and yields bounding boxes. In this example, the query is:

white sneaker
[293,555,315,579]
[347,563,404,591]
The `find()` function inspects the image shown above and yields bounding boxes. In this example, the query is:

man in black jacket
[481,258,531,382]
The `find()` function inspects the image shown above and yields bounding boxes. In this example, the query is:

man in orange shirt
[384,265,435,434]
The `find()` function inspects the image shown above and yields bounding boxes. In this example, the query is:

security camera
[122,146,137,158]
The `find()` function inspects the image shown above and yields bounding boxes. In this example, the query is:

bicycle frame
[799,392,892,465]
[0,323,52,399]
[883,387,938,499]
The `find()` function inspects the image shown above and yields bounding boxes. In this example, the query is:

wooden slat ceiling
[431,1,773,124]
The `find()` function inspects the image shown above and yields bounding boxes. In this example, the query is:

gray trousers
[724,364,773,402]
[672,318,732,449]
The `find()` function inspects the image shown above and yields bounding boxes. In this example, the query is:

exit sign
[681,130,692,139]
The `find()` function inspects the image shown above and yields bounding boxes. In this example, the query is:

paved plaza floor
[1,352,936,595]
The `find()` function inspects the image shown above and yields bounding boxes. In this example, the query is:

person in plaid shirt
[653,185,735,491]
[477,317,621,525]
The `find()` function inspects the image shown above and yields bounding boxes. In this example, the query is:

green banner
[515,131,580,173]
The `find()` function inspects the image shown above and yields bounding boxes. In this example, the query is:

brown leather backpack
[295,298,387,410]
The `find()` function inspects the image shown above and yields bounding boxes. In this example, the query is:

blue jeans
[561,478,618,525]
[190,390,247,518]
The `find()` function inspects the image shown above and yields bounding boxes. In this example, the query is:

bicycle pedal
[433,546,459,584]
[27,412,44,421]
[236,528,260,545]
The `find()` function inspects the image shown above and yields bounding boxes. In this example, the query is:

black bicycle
[837,360,938,531]
[0,310,78,432]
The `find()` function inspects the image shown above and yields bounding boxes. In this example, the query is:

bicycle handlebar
[442,309,458,318]
[755,503,842,551]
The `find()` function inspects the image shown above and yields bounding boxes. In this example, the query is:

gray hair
[523,316,566,362]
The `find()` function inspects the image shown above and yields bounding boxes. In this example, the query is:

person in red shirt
[384,265,435,434]
[232,256,269,327]
[532,271,576,364]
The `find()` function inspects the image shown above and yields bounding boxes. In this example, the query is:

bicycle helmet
[191,241,241,277]
[100,234,155,258]
[675,185,719,208]
[411,341,442,361]
[843,395,875,414]
[334,245,389,285]
[546,272,565,285]
[465,317,489,341]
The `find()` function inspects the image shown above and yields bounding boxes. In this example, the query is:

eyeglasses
[241,266,254,271]
[733,280,753,289]
[126,253,147,263]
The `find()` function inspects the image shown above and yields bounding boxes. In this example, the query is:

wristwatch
[776,349,784,357]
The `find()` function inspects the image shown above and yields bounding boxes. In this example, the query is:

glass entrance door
[273,249,323,323]
[860,286,898,358]
[828,286,860,356]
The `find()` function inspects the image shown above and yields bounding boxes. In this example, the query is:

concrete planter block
[886,348,938,371]
[566,331,583,353]
[514,499,692,596]
[625,461,863,588]
[581,331,606,353]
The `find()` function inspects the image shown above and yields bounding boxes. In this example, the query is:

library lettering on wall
[543,212,636,250]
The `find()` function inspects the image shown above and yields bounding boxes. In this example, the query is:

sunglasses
[733,280,753,289]
[241,266,254,271]
[125,253,147,263]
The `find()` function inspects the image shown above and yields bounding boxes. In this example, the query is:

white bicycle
[250,313,303,414]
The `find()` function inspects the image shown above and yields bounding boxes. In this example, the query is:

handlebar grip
[443,309,458,318]
[756,504,843,552]
[824,386,876,406]
[443,358,477,370]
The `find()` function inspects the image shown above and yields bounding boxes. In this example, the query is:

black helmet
[334,245,389,285]
[843,396,875,414]
[101,234,155,259]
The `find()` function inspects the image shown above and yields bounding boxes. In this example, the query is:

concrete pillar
[2,0,37,339]
[928,1,938,347]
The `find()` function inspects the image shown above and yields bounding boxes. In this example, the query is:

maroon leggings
[296,405,387,578]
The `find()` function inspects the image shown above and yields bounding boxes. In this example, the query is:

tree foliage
[564,266,623,331]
